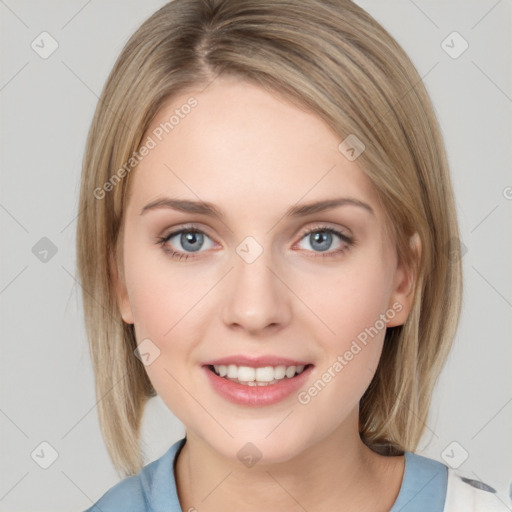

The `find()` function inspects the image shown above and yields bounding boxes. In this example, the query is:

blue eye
[156,225,354,261]
[156,228,214,260]
[296,226,354,257]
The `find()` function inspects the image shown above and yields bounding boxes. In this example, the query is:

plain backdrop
[1,1,511,510]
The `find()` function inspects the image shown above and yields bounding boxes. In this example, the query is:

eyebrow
[139,197,374,218]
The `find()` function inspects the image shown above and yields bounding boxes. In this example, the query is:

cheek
[121,234,219,404]
[335,269,392,339]
[122,229,204,340]
[296,255,395,404]
[124,269,176,341]
[297,255,395,348]
[297,293,389,430]
[122,243,208,418]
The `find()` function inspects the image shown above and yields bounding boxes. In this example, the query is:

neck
[174,410,404,512]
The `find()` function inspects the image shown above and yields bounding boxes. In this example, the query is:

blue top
[84,437,448,512]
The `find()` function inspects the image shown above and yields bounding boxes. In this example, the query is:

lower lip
[203,365,314,407]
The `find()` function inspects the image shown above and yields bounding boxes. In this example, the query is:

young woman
[77,1,503,510]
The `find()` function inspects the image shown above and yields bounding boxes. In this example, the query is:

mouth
[206,363,314,386]
[203,360,315,406]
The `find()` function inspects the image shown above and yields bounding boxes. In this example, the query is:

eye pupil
[310,231,332,252]
[181,231,203,252]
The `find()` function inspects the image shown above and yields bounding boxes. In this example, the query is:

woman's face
[115,76,414,464]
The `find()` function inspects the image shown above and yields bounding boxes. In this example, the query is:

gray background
[1,1,511,510]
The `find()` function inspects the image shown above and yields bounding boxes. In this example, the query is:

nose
[220,244,292,335]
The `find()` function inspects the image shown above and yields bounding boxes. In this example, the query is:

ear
[110,250,134,325]
[386,232,421,327]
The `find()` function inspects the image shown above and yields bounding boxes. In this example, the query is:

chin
[212,429,312,468]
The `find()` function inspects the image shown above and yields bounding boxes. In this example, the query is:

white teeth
[227,364,238,378]
[212,363,308,384]
[285,365,297,378]
[273,365,286,379]
[255,366,275,382]
[237,366,256,382]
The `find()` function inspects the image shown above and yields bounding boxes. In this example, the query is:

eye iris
[310,231,332,252]
[181,231,203,252]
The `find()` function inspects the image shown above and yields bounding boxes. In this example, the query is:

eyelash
[155,224,355,261]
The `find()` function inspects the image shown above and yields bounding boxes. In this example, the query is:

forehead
[127,77,382,220]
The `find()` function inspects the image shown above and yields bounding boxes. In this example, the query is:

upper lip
[203,355,312,368]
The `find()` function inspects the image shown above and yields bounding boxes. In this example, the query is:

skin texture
[114,76,418,511]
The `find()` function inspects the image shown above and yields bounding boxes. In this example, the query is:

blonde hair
[77,0,463,476]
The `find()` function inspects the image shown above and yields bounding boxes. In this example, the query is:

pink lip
[202,364,314,407]
[203,355,311,367]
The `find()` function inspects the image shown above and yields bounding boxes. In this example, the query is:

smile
[203,362,314,407]
[209,364,310,386]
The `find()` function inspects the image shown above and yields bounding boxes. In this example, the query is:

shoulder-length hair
[76,0,462,477]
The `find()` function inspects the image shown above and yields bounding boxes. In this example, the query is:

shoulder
[82,473,147,512]
[391,451,510,512]
[444,468,510,512]
[82,438,186,512]
[389,451,448,511]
